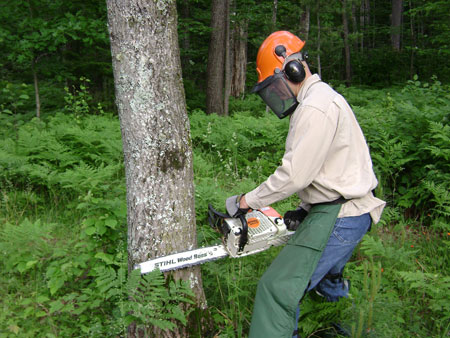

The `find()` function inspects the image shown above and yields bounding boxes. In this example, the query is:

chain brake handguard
[208,204,248,252]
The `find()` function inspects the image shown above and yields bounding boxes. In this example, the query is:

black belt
[317,196,349,206]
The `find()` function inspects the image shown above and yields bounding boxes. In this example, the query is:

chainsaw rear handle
[207,204,248,252]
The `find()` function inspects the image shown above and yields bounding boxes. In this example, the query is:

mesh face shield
[252,72,299,119]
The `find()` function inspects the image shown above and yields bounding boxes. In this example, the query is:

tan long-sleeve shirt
[246,74,385,223]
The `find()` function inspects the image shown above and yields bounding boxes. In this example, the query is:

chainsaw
[135,204,295,274]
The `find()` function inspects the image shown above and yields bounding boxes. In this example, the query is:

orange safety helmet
[255,31,305,84]
[252,31,306,119]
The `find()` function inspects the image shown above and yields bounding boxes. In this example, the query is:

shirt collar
[296,74,321,104]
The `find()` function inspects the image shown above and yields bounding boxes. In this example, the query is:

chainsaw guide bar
[136,205,294,274]
[136,244,229,274]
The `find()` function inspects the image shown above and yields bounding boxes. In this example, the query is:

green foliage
[126,270,196,332]
[64,77,104,117]
[201,249,281,337]
[0,0,112,116]
[0,112,194,336]
[190,107,297,226]
[0,82,32,116]
[338,228,450,338]
[0,112,123,198]
[339,78,450,224]
[1,80,449,336]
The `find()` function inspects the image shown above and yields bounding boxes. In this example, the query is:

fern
[0,218,56,272]
[297,294,350,336]
[397,271,450,333]
[360,235,415,269]
[0,113,124,198]
[124,269,195,331]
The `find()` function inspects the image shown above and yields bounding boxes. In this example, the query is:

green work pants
[248,203,342,338]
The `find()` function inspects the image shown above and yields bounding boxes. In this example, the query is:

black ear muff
[284,60,305,83]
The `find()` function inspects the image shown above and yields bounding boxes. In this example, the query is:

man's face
[285,79,300,99]
[257,75,299,119]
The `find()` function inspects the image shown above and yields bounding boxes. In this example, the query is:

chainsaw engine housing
[223,207,290,257]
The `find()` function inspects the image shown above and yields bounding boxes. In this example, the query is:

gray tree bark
[351,2,358,50]
[272,0,278,30]
[106,0,207,336]
[32,58,41,118]
[231,20,247,98]
[299,4,310,41]
[206,0,227,115]
[317,0,322,78]
[408,0,416,77]
[342,0,352,86]
[180,0,191,71]
[224,0,231,116]
[391,0,403,51]
[360,0,370,51]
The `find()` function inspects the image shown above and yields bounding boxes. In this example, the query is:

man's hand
[283,208,309,231]
[239,194,250,209]
[226,194,250,218]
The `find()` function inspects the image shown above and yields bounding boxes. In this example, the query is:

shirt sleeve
[245,106,338,209]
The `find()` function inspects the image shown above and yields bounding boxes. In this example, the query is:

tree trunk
[369,0,374,49]
[271,0,278,31]
[180,0,191,71]
[391,0,403,51]
[106,1,207,336]
[231,20,247,98]
[32,58,41,118]
[360,0,370,52]
[206,0,227,115]
[351,2,358,50]
[298,5,310,41]
[267,0,279,114]
[224,0,231,116]
[317,1,322,78]
[408,0,416,77]
[342,0,351,86]
[27,1,40,118]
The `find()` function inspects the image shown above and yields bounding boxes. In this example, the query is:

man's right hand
[283,208,309,231]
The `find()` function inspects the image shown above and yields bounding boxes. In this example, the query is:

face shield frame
[252,70,299,119]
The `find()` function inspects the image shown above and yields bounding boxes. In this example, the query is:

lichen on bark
[106,0,209,334]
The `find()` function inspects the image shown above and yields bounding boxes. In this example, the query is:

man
[226,31,385,337]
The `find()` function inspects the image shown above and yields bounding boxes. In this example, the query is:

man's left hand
[283,207,309,231]
[226,194,250,218]
[239,194,250,209]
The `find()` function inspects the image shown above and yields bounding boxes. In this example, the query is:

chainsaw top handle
[208,204,228,232]
[207,204,248,252]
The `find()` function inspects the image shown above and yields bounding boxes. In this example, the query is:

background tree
[206,0,228,115]
[230,2,248,98]
[342,0,352,86]
[271,0,278,31]
[298,3,310,41]
[106,0,208,336]
[391,0,403,51]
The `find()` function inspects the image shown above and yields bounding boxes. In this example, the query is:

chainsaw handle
[208,204,230,233]
[208,204,248,252]
[238,214,248,252]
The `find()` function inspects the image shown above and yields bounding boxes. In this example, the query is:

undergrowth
[0,78,449,337]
